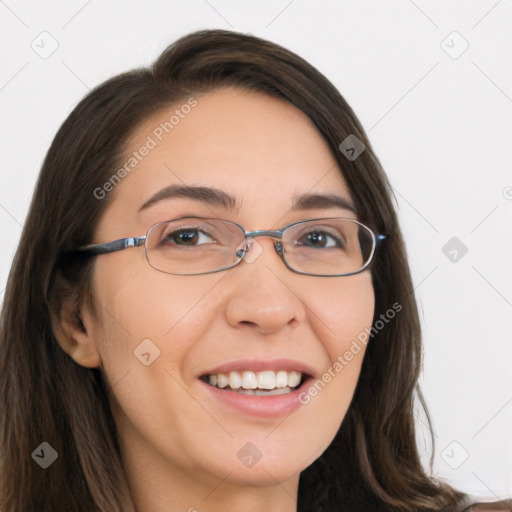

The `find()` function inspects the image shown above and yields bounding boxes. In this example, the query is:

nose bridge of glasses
[236,229,284,259]
[244,229,283,241]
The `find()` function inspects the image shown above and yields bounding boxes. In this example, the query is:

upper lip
[199,358,316,378]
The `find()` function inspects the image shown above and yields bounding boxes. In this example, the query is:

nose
[224,239,305,335]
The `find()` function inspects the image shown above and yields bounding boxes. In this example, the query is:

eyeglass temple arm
[77,237,146,255]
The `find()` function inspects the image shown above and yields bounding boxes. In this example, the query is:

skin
[58,87,375,512]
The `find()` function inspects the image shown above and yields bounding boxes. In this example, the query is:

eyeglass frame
[76,216,387,277]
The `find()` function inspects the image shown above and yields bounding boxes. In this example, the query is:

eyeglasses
[77,216,386,277]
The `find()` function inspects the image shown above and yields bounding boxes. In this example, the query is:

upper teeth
[207,370,302,390]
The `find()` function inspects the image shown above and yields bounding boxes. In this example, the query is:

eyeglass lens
[144,217,375,276]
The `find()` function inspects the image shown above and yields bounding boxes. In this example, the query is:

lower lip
[200,379,311,418]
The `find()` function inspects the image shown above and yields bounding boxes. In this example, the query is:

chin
[204,440,323,489]
[220,462,304,488]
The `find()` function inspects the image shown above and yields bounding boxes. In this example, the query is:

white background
[0,0,511,502]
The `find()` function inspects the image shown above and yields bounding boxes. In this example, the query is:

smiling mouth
[201,370,306,396]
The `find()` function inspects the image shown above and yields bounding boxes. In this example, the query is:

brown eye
[171,229,200,246]
[297,230,343,249]
[161,228,215,247]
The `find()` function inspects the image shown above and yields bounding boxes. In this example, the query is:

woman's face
[80,87,374,495]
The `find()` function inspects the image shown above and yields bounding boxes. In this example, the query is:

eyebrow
[138,184,238,212]
[291,192,357,214]
[138,184,356,215]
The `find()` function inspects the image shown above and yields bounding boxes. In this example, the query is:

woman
[0,29,476,511]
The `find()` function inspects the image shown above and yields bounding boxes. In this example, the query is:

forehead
[104,87,352,223]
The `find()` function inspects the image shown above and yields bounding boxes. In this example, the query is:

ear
[51,296,101,369]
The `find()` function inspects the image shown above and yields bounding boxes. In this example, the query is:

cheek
[87,264,232,466]
[306,271,375,356]
[89,261,224,383]
[299,272,374,421]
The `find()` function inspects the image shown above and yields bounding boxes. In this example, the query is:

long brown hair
[0,29,469,511]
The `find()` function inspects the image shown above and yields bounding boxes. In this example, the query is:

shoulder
[462,500,512,511]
